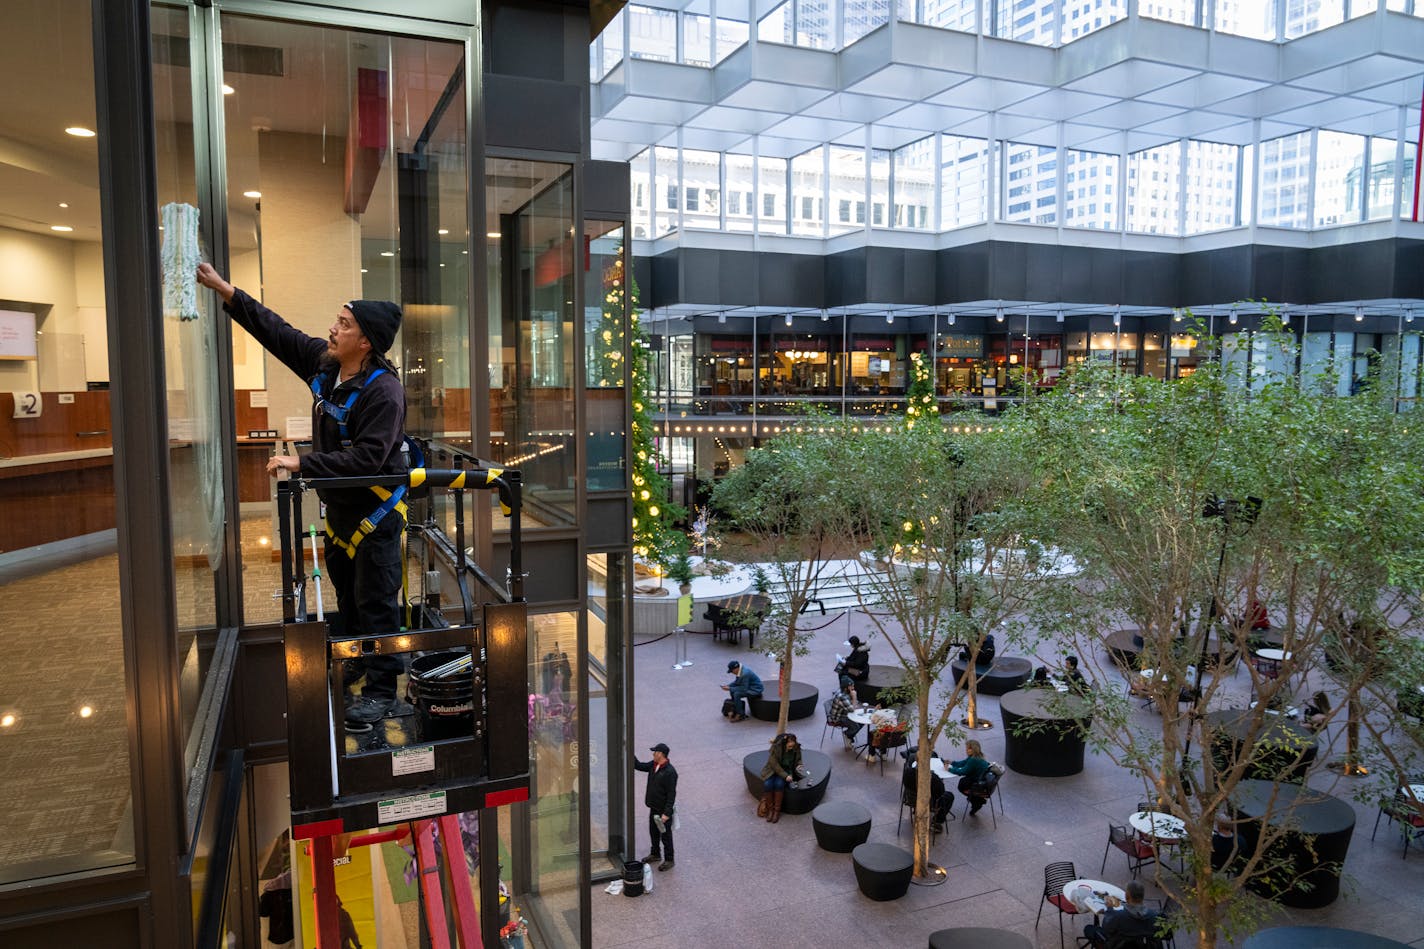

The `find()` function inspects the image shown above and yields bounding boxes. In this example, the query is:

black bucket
[622,860,645,897]
[408,651,476,741]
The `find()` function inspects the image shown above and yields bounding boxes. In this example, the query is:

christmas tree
[903,350,939,430]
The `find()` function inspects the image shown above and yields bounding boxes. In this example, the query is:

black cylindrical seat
[748,680,819,721]
[929,928,1033,949]
[1232,779,1355,908]
[950,656,1032,695]
[851,842,913,901]
[811,801,871,853]
[1000,688,1091,776]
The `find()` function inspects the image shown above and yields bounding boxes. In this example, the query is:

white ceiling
[592,12,1424,161]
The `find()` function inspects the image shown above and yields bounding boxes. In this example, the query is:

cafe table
[847,707,896,758]
[910,756,952,781]
[1061,878,1126,920]
[1128,810,1185,843]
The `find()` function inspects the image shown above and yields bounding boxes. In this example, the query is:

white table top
[1138,665,1196,683]
[1129,810,1186,841]
[911,757,952,780]
[847,707,895,726]
[1255,647,1292,662]
[1405,784,1424,801]
[1063,879,1126,915]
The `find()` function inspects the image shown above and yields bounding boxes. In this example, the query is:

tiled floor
[595,609,1424,949]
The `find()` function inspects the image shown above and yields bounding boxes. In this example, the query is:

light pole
[1180,495,1261,795]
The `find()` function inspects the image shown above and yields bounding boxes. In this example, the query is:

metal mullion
[214,0,472,39]
[93,0,187,945]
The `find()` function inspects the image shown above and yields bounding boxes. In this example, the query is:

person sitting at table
[827,677,862,744]
[1304,690,1332,731]
[1210,811,1238,873]
[757,732,803,823]
[865,703,899,765]
[1029,665,1052,688]
[959,632,996,667]
[721,660,763,722]
[902,749,954,832]
[947,739,992,814]
[1061,654,1090,694]
[1083,879,1162,949]
[841,635,871,686]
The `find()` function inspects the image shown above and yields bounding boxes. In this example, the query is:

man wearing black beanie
[196,264,409,732]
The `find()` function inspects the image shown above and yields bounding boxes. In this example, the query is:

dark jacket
[902,758,948,804]
[225,288,407,525]
[1101,904,1161,948]
[843,644,870,681]
[633,757,678,815]
[729,667,764,695]
[759,736,803,781]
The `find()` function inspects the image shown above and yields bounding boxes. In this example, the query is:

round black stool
[850,842,913,901]
[748,680,819,721]
[811,801,871,853]
[950,656,1033,695]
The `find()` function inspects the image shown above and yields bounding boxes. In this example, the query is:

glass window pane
[893,136,935,230]
[653,145,678,237]
[587,553,628,866]
[1365,137,1402,220]
[1141,0,1199,25]
[0,0,134,884]
[525,611,582,944]
[758,1,794,44]
[683,12,712,66]
[683,148,722,230]
[1183,140,1242,235]
[1127,141,1183,235]
[631,148,651,239]
[845,0,895,45]
[153,2,226,798]
[726,152,755,233]
[1063,0,1128,40]
[1002,142,1058,225]
[629,4,677,61]
[791,146,826,237]
[1257,131,1312,228]
[586,224,627,491]
[993,0,1056,45]
[798,0,836,47]
[869,148,890,228]
[1286,0,1346,36]
[717,10,750,61]
[601,8,625,77]
[828,145,866,235]
[1064,149,1118,230]
[941,134,990,228]
[1217,0,1279,39]
[758,155,788,234]
[911,0,979,31]
[1315,130,1365,226]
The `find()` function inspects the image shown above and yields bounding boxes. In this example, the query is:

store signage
[937,335,983,357]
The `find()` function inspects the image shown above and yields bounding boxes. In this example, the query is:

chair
[872,726,908,775]
[1101,823,1157,879]
[896,780,948,840]
[1251,654,1281,680]
[961,771,1001,829]
[819,697,843,748]
[1372,787,1424,858]
[1036,861,1085,949]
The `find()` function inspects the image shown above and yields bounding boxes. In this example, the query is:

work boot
[658,860,674,871]
[756,792,773,819]
[641,853,659,865]
[769,790,784,823]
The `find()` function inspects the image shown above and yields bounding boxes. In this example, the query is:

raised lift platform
[276,457,530,949]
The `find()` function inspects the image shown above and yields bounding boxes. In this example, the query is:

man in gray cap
[721,660,763,722]
[632,742,677,870]
[197,264,408,728]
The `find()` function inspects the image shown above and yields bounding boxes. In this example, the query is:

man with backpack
[197,264,409,728]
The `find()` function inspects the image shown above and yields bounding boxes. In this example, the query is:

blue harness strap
[310,368,415,558]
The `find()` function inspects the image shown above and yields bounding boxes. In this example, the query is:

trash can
[622,860,645,897]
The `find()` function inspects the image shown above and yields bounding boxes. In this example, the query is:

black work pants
[326,512,404,699]
[647,811,674,861]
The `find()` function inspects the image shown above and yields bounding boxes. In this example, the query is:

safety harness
[309,368,422,559]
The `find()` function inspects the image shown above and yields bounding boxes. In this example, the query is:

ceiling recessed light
[59,202,69,209]
[50,225,73,232]
[222,84,235,96]
[0,713,15,728]
[437,228,449,235]
[65,126,95,138]
[487,231,502,239]
[243,190,261,199]
[78,705,94,718]
[360,268,368,273]
[380,251,395,257]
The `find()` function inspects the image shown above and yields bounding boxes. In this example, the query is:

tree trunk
[912,681,934,876]
[776,623,796,735]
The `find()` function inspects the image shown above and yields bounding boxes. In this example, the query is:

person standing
[633,742,677,871]
[196,263,408,726]
[721,660,763,722]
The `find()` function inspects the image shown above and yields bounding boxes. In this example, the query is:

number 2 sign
[11,391,41,419]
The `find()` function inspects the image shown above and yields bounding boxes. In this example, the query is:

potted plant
[667,549,695,594]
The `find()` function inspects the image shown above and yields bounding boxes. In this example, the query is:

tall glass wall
[0,0,132,885]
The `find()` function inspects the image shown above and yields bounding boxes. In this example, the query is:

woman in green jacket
[758,733,803,824]
[948,739,992,814]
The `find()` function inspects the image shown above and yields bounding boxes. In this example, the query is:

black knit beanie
[346,300,402,355]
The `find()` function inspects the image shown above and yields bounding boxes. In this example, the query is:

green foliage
[665,546,695,585]
[902,350,938,429]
